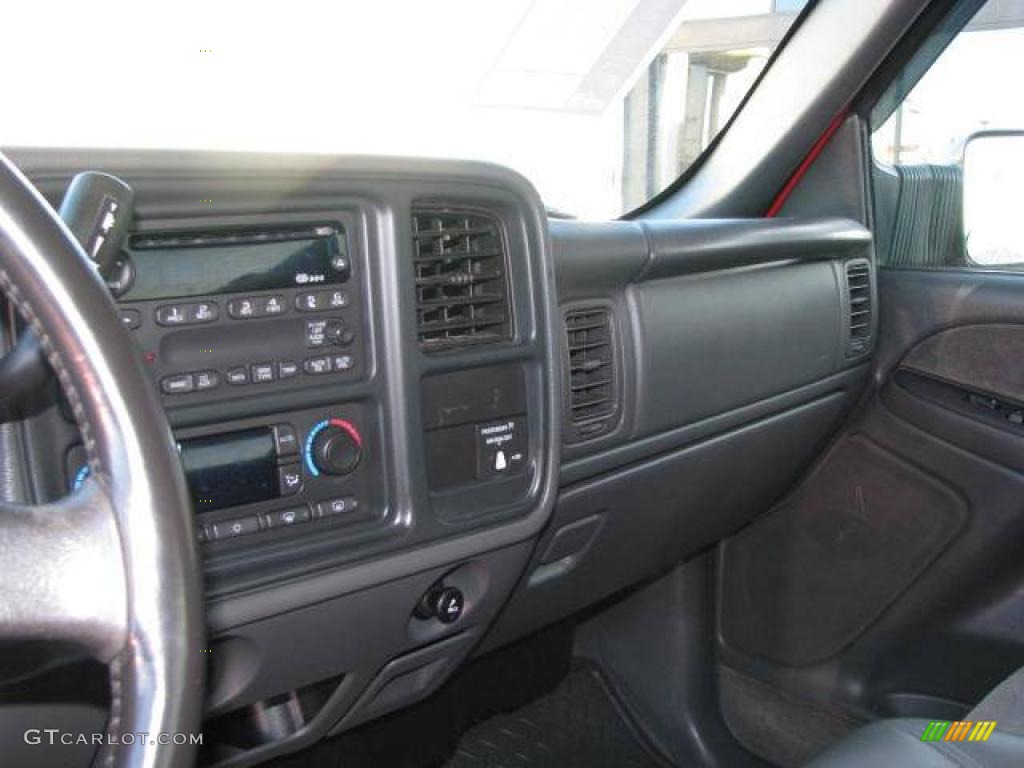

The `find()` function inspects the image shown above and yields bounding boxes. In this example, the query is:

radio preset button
[250,363,276,383]
[155,304,190,326]
[296,292,322,312]
[331,255,350,277]
[278,360,299,379]
[231,296,289,319]
[296,289,350,312]
[228,297,259,319]
[194,370,220,390]
[303,356,332,375]
[262,505,311,528]
[161,373,195,394]
[263,295,286,315]
[189,301,219,323]
[273,424,299,457]
[226,367,248,385]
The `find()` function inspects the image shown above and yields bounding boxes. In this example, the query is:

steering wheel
[0,153,203,766]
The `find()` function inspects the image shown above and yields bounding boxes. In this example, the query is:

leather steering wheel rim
[0,153,204,767]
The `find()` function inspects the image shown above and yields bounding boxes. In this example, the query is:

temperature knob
[305,418,362,476]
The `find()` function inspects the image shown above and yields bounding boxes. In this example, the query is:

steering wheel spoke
[0,476,127,664]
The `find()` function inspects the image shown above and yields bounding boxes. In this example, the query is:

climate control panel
[193,408,380,547]
[62,404,388,552]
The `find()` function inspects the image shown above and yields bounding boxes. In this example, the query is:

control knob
[307,418,362,476]
[414,584,465,624]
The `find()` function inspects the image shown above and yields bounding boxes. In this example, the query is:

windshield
[3,0,807,219]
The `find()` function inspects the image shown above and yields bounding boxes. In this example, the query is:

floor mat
[445,664,668,768]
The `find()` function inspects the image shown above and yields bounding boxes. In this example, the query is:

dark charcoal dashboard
[4,149,875,768]
[20,153,561,597]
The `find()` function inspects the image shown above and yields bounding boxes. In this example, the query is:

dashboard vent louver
[846,260,873,356]
[411,209,511,351]
[566,308,617,427]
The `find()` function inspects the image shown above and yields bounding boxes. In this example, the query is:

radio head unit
[114,221,366,404]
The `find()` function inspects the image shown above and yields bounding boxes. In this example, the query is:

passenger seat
[808,667,1024,766]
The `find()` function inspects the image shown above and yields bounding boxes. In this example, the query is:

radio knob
[324,319,356,346]
[310,421,362,476]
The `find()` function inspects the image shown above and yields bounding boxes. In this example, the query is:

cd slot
[132,224,338,250]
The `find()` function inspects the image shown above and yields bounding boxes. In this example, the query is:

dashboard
[20,154,562,602]
[5,149,874,768]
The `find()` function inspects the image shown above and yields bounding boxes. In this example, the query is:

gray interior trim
[561,367,867,486]
[552,216,873,293]
[719,664,862,768]
[637,217,870,280]
[776,116,871,225]
[628,259,845,438]
[900,324,1024,403]
[876,268,1024,380]
[574,556,768,768]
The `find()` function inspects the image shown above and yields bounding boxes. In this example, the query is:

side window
[870,0,1024,269]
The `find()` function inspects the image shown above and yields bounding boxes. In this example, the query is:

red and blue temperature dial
[304,418,363,477]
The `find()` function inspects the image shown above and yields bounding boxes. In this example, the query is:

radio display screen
[123,227,347,301]
[180,427,278,512]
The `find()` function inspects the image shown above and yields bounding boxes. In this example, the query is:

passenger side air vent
[845,260,873,356]
[566,308,617,436]
[412,209,511,351]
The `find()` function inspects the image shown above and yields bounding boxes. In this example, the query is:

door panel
[718,267,1024,731]
[880,271,1024,473]
[899,324,1024,403]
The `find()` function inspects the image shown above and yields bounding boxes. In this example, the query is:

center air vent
[846,260,873,356]
[412,209,511,351]
[566,308,617,436]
